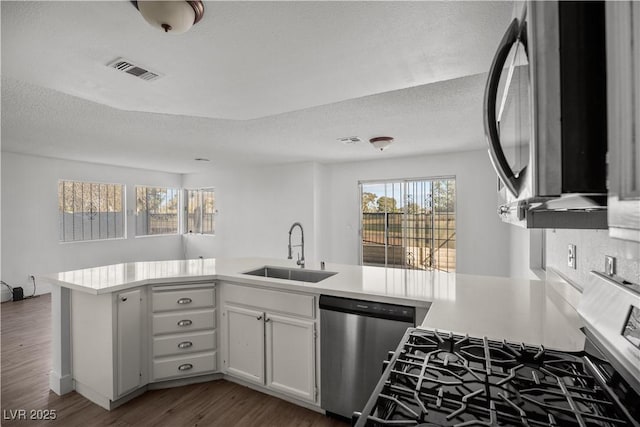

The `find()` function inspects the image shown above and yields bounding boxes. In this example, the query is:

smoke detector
[337,136,362,145]
[369,136,394,151]
[107,57,162,82]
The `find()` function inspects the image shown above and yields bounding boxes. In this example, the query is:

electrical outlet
[605,256,616,276]
[568,244,576,269]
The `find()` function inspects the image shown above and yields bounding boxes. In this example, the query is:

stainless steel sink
[243,266,337,283]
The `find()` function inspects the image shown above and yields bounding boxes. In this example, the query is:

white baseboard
[49,371,73,396]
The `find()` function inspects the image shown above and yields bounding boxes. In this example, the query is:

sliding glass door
[360,177,456,272]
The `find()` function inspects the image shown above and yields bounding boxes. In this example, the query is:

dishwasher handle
[319,295,415,324]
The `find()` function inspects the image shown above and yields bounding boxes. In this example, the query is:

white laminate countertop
[42,257,585,351]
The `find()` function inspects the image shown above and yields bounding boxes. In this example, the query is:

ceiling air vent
[106,57,162,82]
[337,136,362,145]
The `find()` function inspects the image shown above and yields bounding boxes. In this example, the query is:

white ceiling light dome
[133,1,205,34]
[369,136,394,151]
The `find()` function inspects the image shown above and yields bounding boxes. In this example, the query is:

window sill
[59,237,127,245]
[135,233,179,239]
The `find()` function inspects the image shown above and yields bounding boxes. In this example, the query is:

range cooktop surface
[353,328,639,427]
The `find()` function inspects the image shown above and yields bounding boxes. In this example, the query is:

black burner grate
[356,329,636,427]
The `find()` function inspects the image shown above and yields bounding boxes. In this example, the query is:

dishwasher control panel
[319,295,415,323]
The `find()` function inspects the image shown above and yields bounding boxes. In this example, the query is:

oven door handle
[483,18,523,198]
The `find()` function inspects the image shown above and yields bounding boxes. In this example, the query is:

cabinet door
[265,313,315,402]
[117,289,142,397]
[607,1,640,242]
[224,305,264,385]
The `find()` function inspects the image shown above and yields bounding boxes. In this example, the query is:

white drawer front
[222,284,315,318]
[152,288,215,312]
[153,309,216,335]
[152,351,216,382]
[153,330,216,358]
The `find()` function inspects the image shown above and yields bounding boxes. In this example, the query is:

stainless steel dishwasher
[319,295,415,419]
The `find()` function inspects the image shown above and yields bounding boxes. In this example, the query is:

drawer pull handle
[177,298,192,305]
[177,319,192,327]
[178,341,193,349]
[178,363,193,371]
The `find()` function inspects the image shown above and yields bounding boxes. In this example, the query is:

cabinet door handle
[178,363,193,371]
[177,319,192,327]
[178,341,193,349]
[256,315,263,321]
[120,296,127,302]
[177,298,192,305]
[265,318,271,323]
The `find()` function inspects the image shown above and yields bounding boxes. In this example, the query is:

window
[360,177,456,272]
[185,188,215,234]
[58,180,125,242]
[136,186,179,236]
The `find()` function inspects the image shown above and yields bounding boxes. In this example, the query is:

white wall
[545,228,640,289]
[181,162,319,263]
[2,148,519,303]
[1,153,184,301]
[182,150,512,277]
[321,149,512,277]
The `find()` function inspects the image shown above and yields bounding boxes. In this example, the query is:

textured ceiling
[1,1,512,171]
[2,73,489,173]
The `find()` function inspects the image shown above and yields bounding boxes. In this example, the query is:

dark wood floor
[1,295,349,426]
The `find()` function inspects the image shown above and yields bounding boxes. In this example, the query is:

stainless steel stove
[353,272,640,427]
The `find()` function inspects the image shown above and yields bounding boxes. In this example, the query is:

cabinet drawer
[152,351,216,382]
[153,330,216,357]
[223,284,315,318]
[153,309,216,335]
[152,288,215,312]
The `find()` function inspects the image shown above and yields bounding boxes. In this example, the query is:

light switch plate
[568,244,576,269]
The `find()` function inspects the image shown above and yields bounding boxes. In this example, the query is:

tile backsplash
[545,229,639,290]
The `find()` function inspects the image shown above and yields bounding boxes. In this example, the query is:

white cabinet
[69,286,148,409]
[220,283,318,403]
[224,305,265,384]
[606,1,640,242]
[150,283,217,382]
[116,289,143,397]
[265,313,315,401]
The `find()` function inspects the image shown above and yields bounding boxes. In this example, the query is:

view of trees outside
[136,186,179,235]
[58,180,125,241]
[186,189,215,234]
[361,178,456,271]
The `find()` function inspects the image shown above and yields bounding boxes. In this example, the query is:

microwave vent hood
[484,1,608,229]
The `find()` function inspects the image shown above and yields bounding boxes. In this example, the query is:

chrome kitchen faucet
[287,222,305,268]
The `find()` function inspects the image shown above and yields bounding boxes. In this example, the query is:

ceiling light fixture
[131,1,205,34]
[369,136,394,151]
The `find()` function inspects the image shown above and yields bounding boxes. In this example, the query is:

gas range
[353,272,640,427]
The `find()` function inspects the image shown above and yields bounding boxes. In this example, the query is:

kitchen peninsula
[43,258,585,412]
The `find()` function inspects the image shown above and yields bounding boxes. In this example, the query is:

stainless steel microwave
[483,1,608,229]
